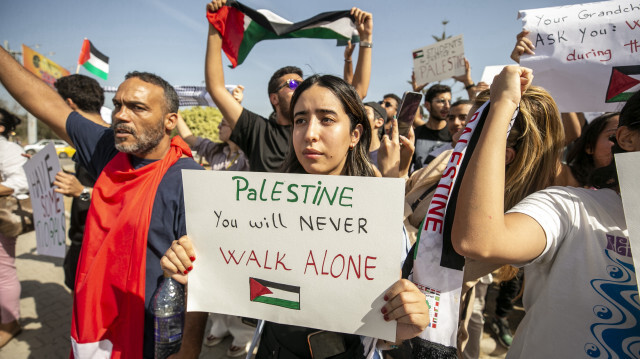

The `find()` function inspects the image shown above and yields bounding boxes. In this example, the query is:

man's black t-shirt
[230,109,291,172]
[412,125,452,171]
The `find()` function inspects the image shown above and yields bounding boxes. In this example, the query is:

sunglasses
[276,79,300,92]
[379,100,395,108]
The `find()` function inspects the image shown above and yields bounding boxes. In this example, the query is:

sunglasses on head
[379,100,395,108]
[276,79,300,92]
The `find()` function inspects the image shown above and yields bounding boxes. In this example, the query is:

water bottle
[152,275,185,359]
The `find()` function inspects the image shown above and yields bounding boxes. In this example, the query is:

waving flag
[77,39,109,80]
[206,1,355,68]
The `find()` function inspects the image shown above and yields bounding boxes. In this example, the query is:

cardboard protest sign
[614,152,640,291]
[412,34,465,86]
[22,143,66,258]
[518,0,640,112]
[183,170,405,341]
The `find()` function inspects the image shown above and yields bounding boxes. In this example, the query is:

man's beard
[278,93,291,122]
[112,120,165,155]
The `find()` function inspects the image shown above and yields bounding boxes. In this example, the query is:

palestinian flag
[206,1,355,68]
[249,277,300,310]
[78,39,109,80]
[606,65,640,103]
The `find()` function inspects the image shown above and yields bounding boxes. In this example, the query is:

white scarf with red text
[409,100,518,349]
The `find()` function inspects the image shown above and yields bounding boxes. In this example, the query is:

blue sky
[0,0,586,118]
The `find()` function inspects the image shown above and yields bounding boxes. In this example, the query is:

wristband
[465,83,476,90]
[344,58,352,63]
[359,41,372,48]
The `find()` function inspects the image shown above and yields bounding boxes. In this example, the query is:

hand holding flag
[206,0,356,68]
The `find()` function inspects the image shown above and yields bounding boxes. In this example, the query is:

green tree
[177,106,222,142]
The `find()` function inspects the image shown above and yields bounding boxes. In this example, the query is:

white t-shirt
[0,136,28,195]
[506,186,639,359]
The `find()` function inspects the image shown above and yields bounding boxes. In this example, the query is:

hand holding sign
[162,236,430,343]
[510,30,536,63]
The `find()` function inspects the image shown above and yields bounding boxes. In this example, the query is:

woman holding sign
[452,66,640,358]
[161,75,430,357]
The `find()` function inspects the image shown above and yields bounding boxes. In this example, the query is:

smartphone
[396,91,423,137]
[307,331,346,359]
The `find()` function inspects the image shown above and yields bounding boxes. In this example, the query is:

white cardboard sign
[480,65,509,85]
[183,170,405,341]
[519,0,640,112]
[22,143,66,258]
[614,152,640,291]
[412,34,465,86]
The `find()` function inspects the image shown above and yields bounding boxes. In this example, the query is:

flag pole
[75,64,81,74]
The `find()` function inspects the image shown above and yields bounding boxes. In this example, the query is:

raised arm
[510,30,535,64]
[451,66,546,264]
[175,114,198,147]
[0,48,72,144]
[452,58,476,101]
[350,7,372,100]
[343,40,355,85]
[205,0,243,130]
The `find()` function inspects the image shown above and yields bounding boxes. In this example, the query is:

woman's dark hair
[280,75,374,177]
[0,108,21,138]
[567,112,619,186]
[591,90,640,189]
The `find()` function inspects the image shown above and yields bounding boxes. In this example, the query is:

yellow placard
[22,44,70,87]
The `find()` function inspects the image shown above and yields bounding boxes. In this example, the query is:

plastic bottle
[152,275,185,359]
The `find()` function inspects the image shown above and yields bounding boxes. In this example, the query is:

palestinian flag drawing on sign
[249,277,300,310]
[606,65,640,103]
[206,0,355,68]
[77,39,109,80]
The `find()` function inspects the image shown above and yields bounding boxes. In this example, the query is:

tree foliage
[177,106,222,142]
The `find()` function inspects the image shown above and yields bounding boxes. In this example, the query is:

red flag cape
[70,136,191,358]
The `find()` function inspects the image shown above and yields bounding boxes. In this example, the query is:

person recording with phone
[411,84,453,172]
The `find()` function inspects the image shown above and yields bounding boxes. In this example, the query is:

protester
[411,84,452,171]
[205,0,373,172]
[380,93,401,122]
[452,66,640,357]
[0,108,28,348]
[424,100,473,164]
[176,85,249,172]
[52,74,110,290]
[161,75,430,357]
[567,112,619,187]
[363,101,386,166]
[0,47,207,358]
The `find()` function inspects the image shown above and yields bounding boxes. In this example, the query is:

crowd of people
[0,0,638,358]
